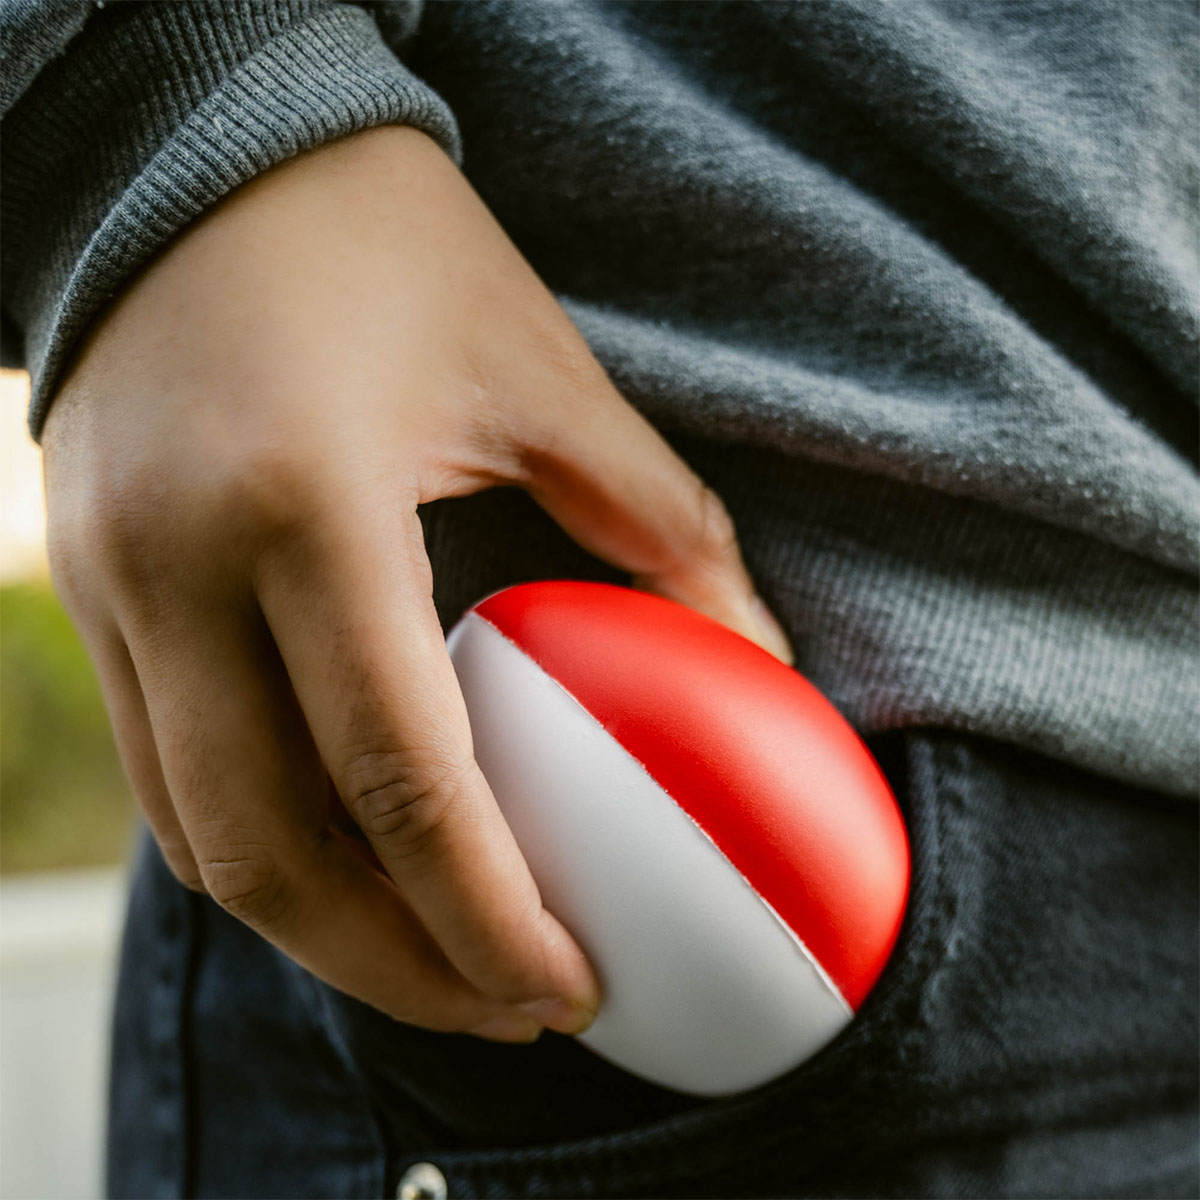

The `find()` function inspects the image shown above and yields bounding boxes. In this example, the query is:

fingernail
[518,996,597,1035]
[470,1012,544,1044]
[750,595,795,665]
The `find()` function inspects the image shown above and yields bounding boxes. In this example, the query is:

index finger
[119,601,544,1041]
[253,493,599,1032]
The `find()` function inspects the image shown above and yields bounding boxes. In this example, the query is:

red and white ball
[446,580,909,1096]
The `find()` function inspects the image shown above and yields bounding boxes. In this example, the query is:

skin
[40,125,794,1044]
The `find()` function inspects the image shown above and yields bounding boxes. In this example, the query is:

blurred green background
[2,580,136,873]
[1,369,137,875]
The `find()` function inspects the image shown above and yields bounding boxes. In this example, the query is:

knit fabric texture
[2,0,1197,794]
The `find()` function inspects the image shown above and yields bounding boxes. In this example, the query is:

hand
[41,125,794,1042]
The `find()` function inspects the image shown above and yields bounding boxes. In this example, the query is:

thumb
[515,372,794,664]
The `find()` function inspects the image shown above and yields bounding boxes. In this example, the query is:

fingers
[124,606,545,1041]
[514,364,794,663]
[84,628,202,890]
[252,497,599,1032]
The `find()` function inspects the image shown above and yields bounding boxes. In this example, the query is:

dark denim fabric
[107,729,1199,1199]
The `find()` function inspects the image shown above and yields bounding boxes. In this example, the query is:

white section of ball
[447,610,851,1096]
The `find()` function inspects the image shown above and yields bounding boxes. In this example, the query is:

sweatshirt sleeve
[1,0,461,439]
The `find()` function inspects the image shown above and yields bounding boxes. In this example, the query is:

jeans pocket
[373,726,952,1200]
[386,726,1200,1199]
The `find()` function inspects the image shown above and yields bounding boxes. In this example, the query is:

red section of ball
[475,580,909,1010]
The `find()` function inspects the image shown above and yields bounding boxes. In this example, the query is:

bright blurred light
[0,370,48,584]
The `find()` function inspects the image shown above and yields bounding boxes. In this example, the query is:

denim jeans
[107,727,1198,1198]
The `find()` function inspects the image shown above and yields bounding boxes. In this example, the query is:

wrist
[4,1,459,441]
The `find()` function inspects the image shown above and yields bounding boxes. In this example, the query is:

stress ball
[446,580,909,1095]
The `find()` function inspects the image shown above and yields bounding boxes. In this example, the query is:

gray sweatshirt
[2,0,1196,794]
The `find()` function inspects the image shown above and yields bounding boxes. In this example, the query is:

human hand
[41,125,793,1042]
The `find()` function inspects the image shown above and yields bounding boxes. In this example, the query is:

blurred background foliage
[2,580,136,873]
[1,370,138,874]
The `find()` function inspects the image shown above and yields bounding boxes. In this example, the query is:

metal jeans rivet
[396,1161,448,1200]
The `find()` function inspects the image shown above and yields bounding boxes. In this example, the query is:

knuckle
[44,523,75,588]
[199,849,293,928]
[73,474,170,592]
[342,749,472,852]
[44,525,92,615]
[95,507,157,587]
[221,444,313,543]
[57,473,185,606]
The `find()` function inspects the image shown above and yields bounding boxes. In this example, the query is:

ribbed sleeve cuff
[1,0,461,438]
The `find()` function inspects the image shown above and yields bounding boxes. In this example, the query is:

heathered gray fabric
[1,0,461,400]
[2,0,1197,794]
[0,0,89,113]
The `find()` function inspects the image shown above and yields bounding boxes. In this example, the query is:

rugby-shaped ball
[446,580,909,1095]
